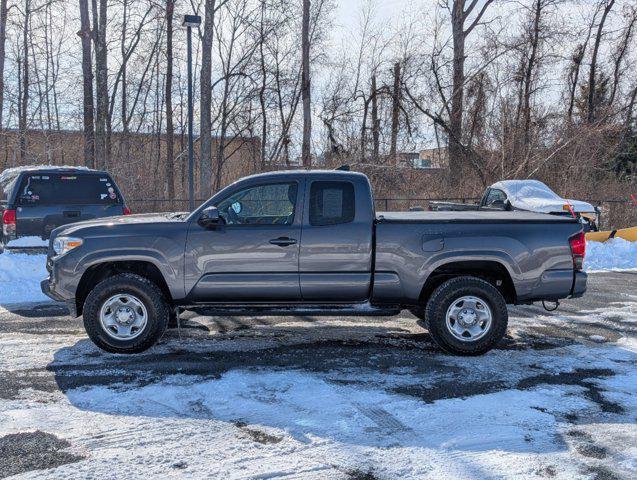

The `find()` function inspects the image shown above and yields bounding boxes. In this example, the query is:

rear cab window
[309,181,355,226]
[17,173,122,206]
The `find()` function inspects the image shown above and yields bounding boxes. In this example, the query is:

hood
[565,199,596,213]
[509,197,596,214]
[51,212,188,238]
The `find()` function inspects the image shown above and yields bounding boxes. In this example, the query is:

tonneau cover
[376,210,578,223]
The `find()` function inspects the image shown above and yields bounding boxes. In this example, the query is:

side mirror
[198,206,223,228]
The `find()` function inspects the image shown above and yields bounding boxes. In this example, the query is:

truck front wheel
[83,273,170,354]
[424,276,508,356]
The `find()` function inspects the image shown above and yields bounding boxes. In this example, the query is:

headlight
[53,237,83,256]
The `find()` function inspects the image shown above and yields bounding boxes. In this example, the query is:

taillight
[123,207,132,215]
[2,209,16,225]
[569,231,586,270]
[2,209,16,237]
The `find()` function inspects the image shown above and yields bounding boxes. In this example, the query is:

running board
[184,303,402,317]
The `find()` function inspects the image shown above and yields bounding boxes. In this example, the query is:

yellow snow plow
[586,226,637,243]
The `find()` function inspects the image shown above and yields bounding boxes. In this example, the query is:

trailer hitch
[542,300,560,312]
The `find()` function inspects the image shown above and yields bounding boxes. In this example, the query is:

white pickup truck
[429,180,600,231]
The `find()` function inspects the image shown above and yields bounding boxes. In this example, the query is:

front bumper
[41,278,78,317]
[40,277,64,302]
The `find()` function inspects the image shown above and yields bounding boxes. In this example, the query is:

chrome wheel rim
[445,295,492,342]
[99,294,148,340]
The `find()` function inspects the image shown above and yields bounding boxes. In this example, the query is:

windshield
[17,173,122,206]
[507,182,561,201]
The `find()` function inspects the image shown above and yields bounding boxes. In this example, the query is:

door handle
[269,237,297,246]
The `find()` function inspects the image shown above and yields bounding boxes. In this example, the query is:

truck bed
[376,210,578,224]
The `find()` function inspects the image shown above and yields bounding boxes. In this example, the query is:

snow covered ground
[0,274,636,479]
[5,236,49,248]
[0,251,49,305]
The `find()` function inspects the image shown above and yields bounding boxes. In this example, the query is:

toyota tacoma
[41,169,587,355]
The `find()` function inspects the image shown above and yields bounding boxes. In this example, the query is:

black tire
[83,273,170,354]
[424,276,508,356]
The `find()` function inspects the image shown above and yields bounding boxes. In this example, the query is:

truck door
[299,179,373,301]
[185,181,303,302]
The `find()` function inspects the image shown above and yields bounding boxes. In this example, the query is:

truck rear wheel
[83,273,170,354]
[424,276,508,356]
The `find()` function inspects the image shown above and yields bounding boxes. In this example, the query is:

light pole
[182,14,201,212]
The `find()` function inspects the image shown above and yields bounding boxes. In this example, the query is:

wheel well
[75,261,172,316]
[418,261,516,305]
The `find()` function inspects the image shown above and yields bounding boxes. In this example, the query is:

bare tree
[609,4,636,105]
[587,0,615,123]
[370,73,379,161]
[389,62,400,161]
[92,0,109,168]
[165,0,175,199]
[449,0,495,174]
[301,0,311,166]
[18,0,31,161]
[0,0,8,130]
[78,0,95,168]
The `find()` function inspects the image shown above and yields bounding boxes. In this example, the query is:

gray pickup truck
[41,169,587,356]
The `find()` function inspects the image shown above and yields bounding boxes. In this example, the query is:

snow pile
[0,251,49,304]
[6,236,48,247]
[586,238,637,272]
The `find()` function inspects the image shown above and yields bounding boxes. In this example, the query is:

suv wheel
[424,276,508,356]
[83,273,170,354]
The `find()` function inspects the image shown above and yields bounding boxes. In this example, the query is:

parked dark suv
[1,166,129,251]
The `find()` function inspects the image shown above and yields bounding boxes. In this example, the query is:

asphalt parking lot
[0,272,636,479]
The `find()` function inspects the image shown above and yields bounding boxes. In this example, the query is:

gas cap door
[422,235,444,252]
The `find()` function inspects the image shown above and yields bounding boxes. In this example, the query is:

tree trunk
[371,74,380,162]
[521,0,542,148]
[92,0,109,169]
[258,0,267,169]
[301,0,311,167]
[609,4,634,105]
[78,0,95,168]
[19,0,30,162]
[449,0,466,175]
[121,0,129,164]
[588,0,615,123]
[0,0,8,131]
[360,97,368,159]
[390,62,400,162]
[165,0,175,200]
[200,0,216,198]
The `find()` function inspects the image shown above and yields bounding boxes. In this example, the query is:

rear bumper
[520,269,587,302]
[570,271,587,298]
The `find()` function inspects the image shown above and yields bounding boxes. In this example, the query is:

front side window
[309,181,355,226]
[217,182,297,225]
